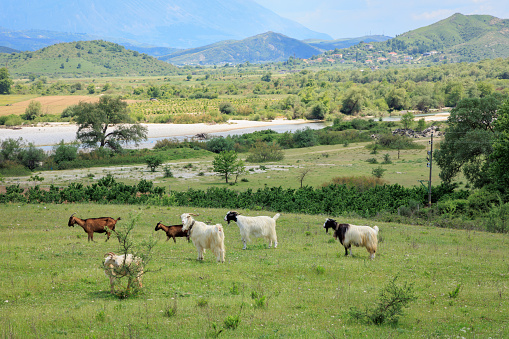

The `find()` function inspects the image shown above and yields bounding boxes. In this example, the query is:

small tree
[219,102,235,115]
[23,101,43,120]
[53,140,79,163]
[145,155,164,172]
[400,112,414,130]
[213,150,244,183]
[349,276,417,325]
[246,141,284,162]
[19,143,46,170]
[0,67,13,94]
[109,213,157,299]
[372,166,387,179]
[297,168,311,188]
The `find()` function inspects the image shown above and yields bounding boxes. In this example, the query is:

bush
[53,140,79,163]
[246,141,284,162]
[349,276,417,325]
[219,102,235,115]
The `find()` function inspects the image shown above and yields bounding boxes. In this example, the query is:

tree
[486,100,509,199]
[23,100,43,120]
[219,102,235,115]
[53,140,79,163]
[74,96,147,152]
[19,143,46,170]
[261,72,272,82]
[297,168,311,188]
[145,155,164,172]
[246,141,284,162]
[400,112,414,130]
[0,137,24,162]
[0,67,13,94]
[386,88,407,112]
[341,87,369,115]
[434,96,500,187]
[213,150,244,183]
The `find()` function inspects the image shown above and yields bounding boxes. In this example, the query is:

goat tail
[373,226,379,235]
[273,213,281,221]
[116,217,122,221]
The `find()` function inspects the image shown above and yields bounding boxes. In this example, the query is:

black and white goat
[224,211,279,250]
[323,218,379,259]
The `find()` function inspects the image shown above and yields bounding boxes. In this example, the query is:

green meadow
[1,203,507,338]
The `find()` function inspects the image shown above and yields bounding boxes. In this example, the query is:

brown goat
[155,222,190,243]
[68,213,121,242]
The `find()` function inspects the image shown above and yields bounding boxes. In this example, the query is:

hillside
[0,40,178,78]
[0,0,331,50]
[305,35,392,51]
[160,32,322,65]
[391,13,509,60]
[0,45,19,54]
[322,13,509,66]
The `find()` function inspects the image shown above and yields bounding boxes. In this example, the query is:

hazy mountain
[160,32,322,65]
[0,0,332,49]
[305,35,392,51]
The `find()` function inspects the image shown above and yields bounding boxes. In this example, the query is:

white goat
[181,213,225,262]
[224,211,279,250]
[103,252,144,293]
[323,218,379,259]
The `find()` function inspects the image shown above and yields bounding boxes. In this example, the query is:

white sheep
[103,252,144,293]
[224,211,279,250]
[323,219,379,259]
[181,213,225,262]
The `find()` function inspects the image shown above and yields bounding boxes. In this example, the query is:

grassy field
[0,139,446,195]
[0,203,508,338]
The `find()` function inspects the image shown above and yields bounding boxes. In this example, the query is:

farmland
[0,203,507,338]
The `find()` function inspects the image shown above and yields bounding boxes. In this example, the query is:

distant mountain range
[0,0,331,50]
[160,32,324,65]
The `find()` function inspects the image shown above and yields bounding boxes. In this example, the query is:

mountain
[160,32,322,65]
[387,13,509,60]
[0,40,177,78]
[0,46,20,54]
[305,35,392,51]
[0,0,332,50]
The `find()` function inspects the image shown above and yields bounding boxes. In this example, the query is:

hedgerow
[0,176,456,217]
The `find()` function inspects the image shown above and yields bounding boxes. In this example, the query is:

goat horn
[70,212,77,217]
[189,213,200,216]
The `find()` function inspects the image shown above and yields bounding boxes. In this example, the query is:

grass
[0,203,508,337]
[1,139,449,194]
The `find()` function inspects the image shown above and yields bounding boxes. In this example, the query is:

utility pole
[427,133,433,207]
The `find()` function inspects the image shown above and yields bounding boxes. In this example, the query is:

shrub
[349,276,417,325]
[219,102,235,115]
[372,166,387,178]
[324,176,387,192]
[246,141,284,162]
[163,165,174,178]
[366,158,378,164]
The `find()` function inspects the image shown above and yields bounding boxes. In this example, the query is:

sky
[253,0,509,39]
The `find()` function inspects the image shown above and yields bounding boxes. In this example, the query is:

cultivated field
[0,203,507,338]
